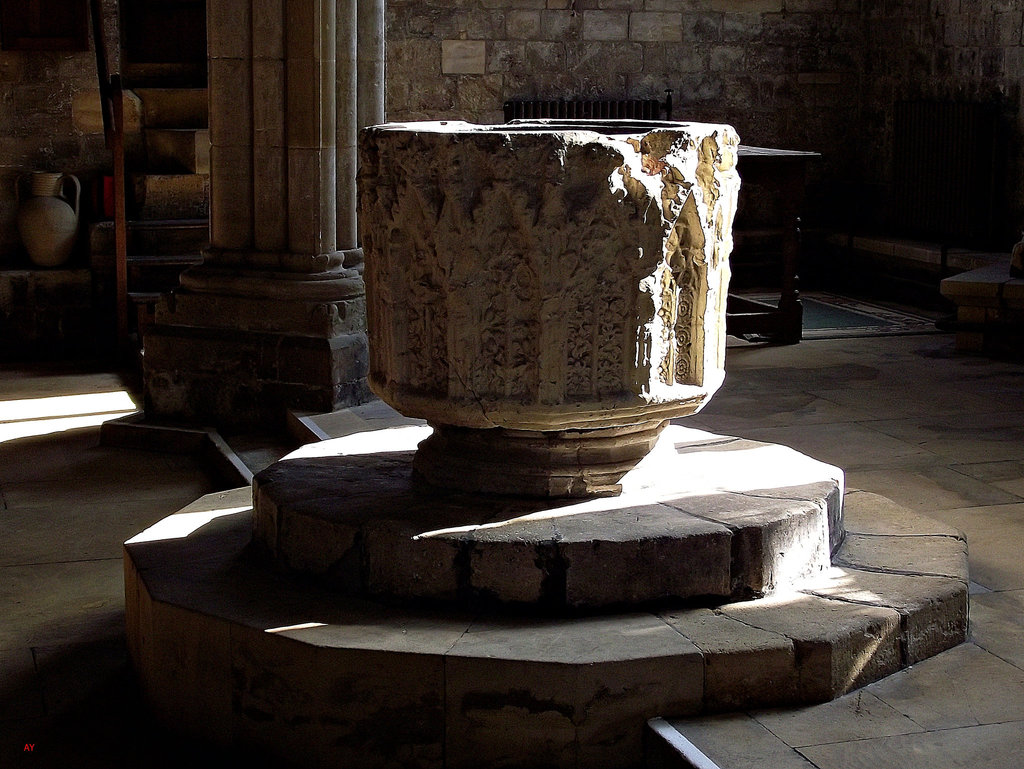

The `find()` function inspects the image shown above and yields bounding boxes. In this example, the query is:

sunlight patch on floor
[0,390,137,443]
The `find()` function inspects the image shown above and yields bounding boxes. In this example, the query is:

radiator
[503,93,672,122]
[893,101,1001,248]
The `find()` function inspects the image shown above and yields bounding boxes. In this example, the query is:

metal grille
[503,96,671,122]
[893,101,1001,248]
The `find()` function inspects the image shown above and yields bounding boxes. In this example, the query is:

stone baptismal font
[125,119,968,769]
[360,120,739,499]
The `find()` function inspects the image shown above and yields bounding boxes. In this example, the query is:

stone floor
[2,328,1024,767]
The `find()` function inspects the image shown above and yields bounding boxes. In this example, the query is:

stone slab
[253,424,844,608]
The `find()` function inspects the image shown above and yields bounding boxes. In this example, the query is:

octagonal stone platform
[252,425,844,609]
[125,441,967,769]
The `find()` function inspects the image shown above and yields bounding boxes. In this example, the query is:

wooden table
[726,146,820,344]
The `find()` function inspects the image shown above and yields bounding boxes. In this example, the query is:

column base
[143,323,370,429]
[141,247,371,428]
[413,421,668,497]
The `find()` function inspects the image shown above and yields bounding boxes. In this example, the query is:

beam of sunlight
[0,390,137,443]
[125,506,251,544]
[265,622,328,634]
[284,424,433,459]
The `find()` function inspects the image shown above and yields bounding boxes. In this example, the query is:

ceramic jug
[16,172,81,268]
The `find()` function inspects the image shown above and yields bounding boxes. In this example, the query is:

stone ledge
[124,485,967,769]
[939,262,1024,352]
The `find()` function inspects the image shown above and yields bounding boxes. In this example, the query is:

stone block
[142,600,233,748]
[132,173,210,219]
[681,12,723,42]
[252,146,288,251]
[574,653,703,767]
[559,506,734,606]
[445,614,703,769]
[136,88,208,130]
[364,517,462,600]
[959,306,987,323]
[803,568,968,665]
[209,59,254,147]
[469,539,546,604]
[441,40,487,74]
[209,0,253,58]
[835,533,968,580]
[662,608,799,710]
[629,11,683,41]
[542,9,583,39]
[851,235,896,255]
[522,40,567,71]
[252,58,286,146]
[286,58,334,149]
[143,323,367,427]
[710,0,782,11]
[253,0,285,59]
[842,490,963,538]
[275,496,361,576]
[71,89,104,134]
[709,44,746,72]
[508,9,542,37]
[787,0,836,10]
[797,71,843,84]
[892,239,943,264]
[145,128,207,173]
[287,146,336,253]
[582,10,629,39]
[721,592,903,702]
[456,73,504,113]
[231,623,447,768]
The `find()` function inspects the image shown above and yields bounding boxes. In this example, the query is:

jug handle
[14,173,24,205]
[60,173,81,218]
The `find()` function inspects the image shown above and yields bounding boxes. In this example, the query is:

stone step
[253,424,845,609]
[133,87,208,129]
[89,219,209,258]
[132,173,210,220]
[145,128,210,174]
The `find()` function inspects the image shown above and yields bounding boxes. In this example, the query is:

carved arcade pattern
[358,123,740,428]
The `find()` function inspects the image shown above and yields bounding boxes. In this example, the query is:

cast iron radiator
[893,100,1001,248]
[503,93,673,122]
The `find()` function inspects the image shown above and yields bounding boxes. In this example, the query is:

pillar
[142,0,381,428]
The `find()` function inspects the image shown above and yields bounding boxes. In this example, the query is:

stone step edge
[646,717,721,769]
[100,412,252,487]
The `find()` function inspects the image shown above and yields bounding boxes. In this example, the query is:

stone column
[143,0,370,428]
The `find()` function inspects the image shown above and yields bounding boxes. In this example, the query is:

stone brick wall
[386,0,1024,246]
[0,1,117,268]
